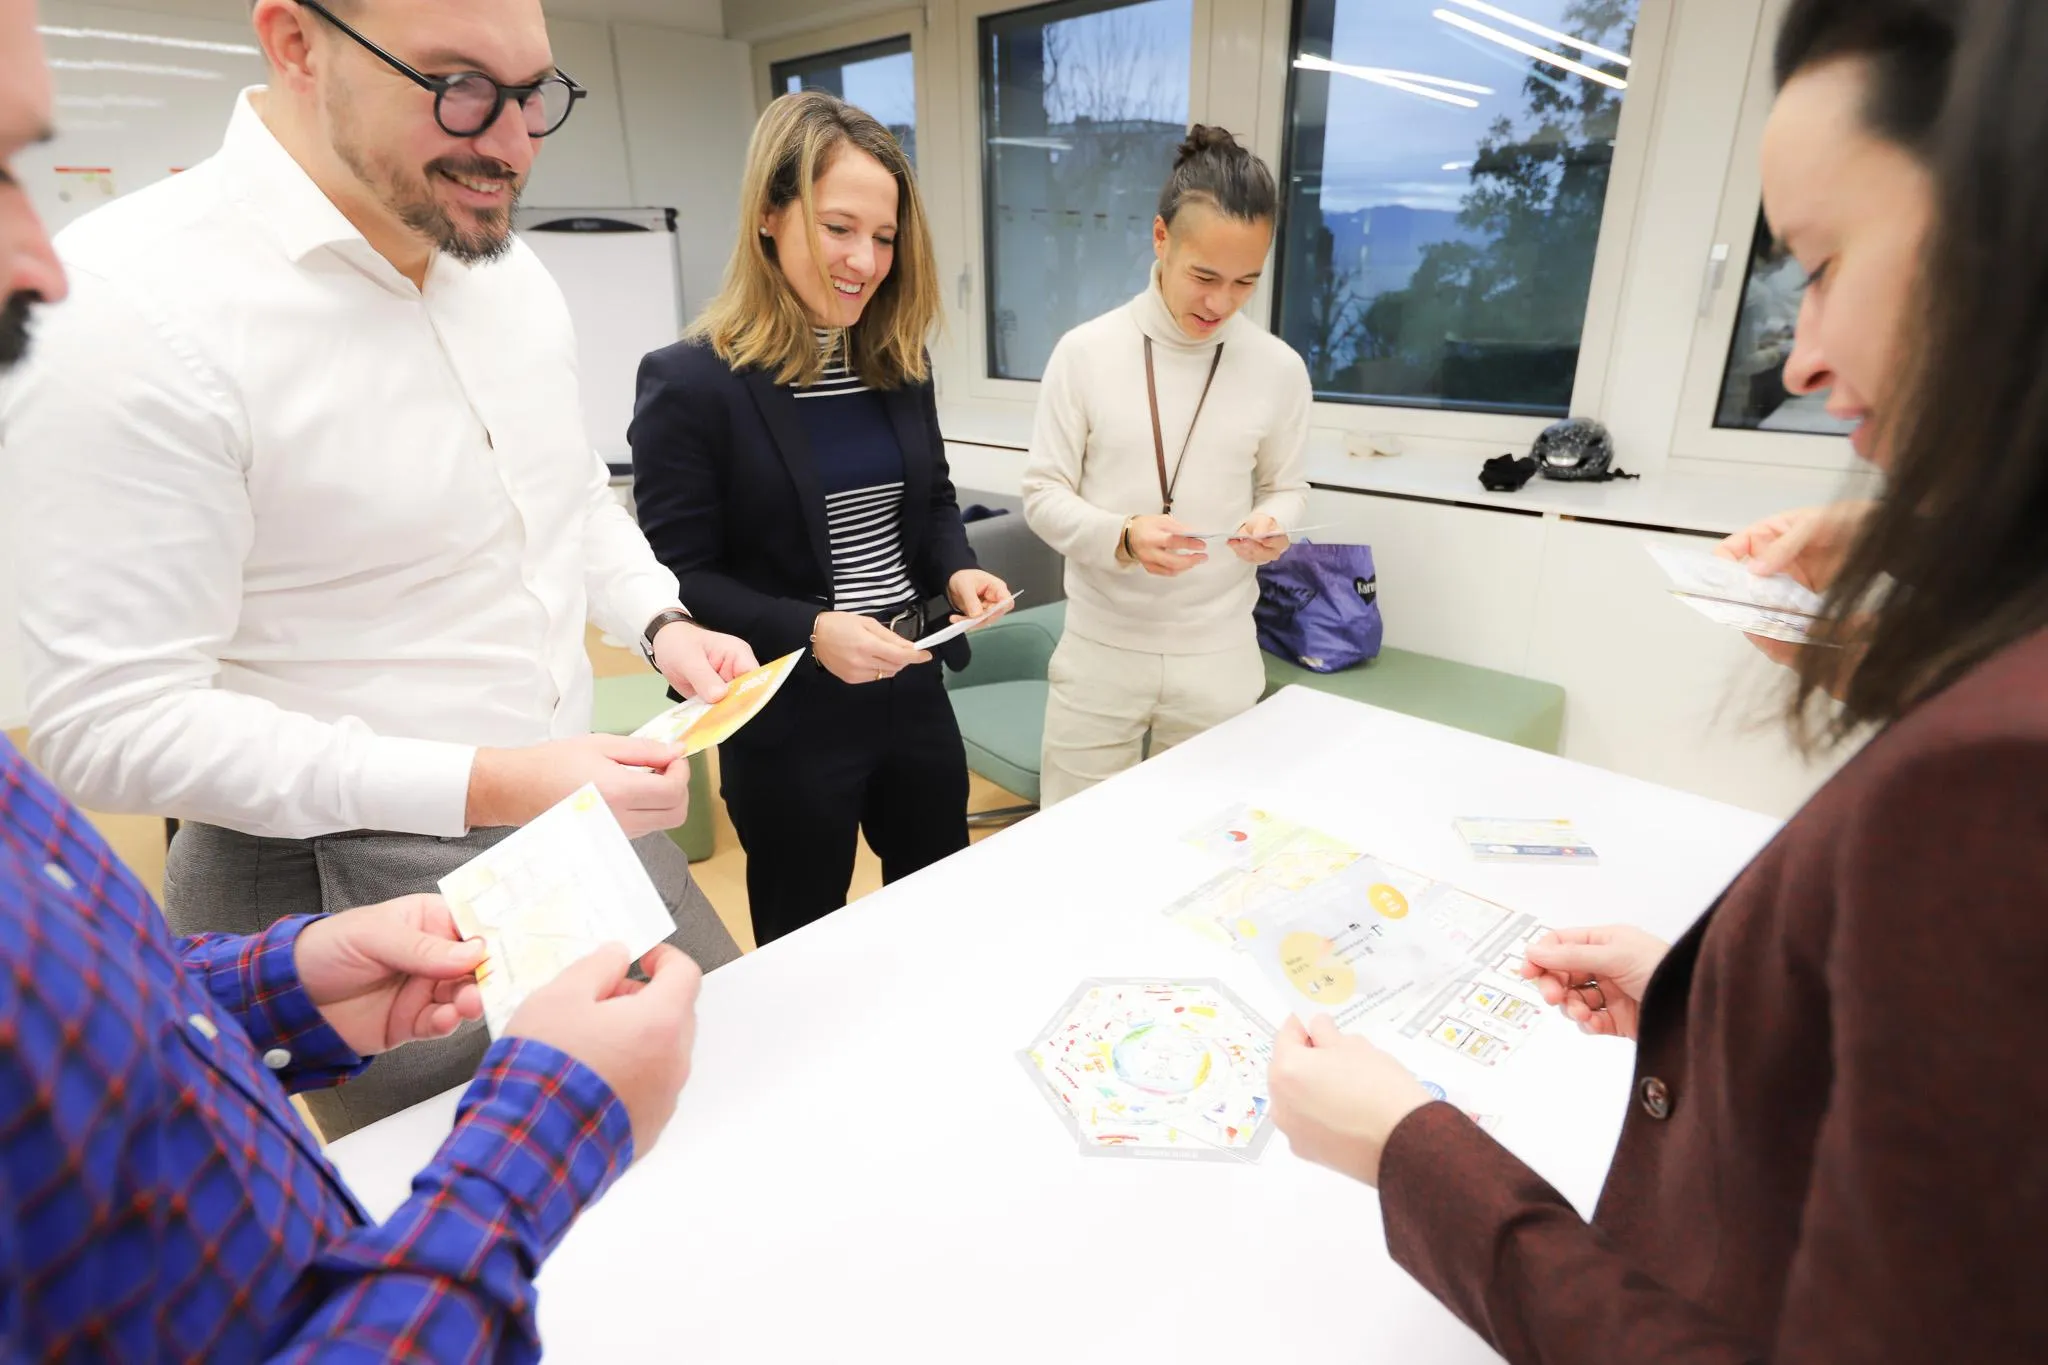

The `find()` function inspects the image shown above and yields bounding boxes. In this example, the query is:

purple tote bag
[1254,540,1383,673]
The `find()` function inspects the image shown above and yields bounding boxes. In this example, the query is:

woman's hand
[1518,925,1670,1041]
[809,611,930,685]
[1716,499,1874,594]
[1267,1013,1432,1188]
[947,568,1013,623]
[1228,514,1290,565]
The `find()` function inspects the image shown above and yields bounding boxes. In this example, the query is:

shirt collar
[218,87,389,268]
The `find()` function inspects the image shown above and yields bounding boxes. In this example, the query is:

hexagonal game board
[1018,978,1277,1163]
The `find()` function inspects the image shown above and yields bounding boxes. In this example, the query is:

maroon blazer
[1378,627,2048,1362]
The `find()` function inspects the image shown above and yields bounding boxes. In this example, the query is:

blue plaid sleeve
[180,916,368,1093]
[269,1037,634,1364]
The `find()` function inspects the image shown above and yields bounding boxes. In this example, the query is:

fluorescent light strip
[58,94,169,109]
[39,24,259,56]
[48,57,226,80]
[1292,55,1486,109]
[1446,0,1631,67]
[1432,10,1627,90]
[988,136,1074,152]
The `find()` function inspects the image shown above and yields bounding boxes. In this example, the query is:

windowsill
[936,399,1877,539]
[1303,441,1876,537]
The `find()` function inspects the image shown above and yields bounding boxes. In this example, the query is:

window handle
[1697,242,1731,319]
[957,265,973,312]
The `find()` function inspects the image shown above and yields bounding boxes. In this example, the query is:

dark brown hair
[1157,124,1276,228]
[1785,0,2048,743]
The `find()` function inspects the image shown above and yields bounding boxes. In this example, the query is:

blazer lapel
[884,386,933,569]
[742,368,834,587]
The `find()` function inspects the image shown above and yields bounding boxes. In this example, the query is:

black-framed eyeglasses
[298,0,585,139]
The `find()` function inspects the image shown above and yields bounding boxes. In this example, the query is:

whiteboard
[24,0,266,235]
[515,207,686,470]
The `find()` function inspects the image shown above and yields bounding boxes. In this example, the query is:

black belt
[865,601,932,643]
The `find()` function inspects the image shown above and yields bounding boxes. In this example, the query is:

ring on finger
[1582,983,1608,1012]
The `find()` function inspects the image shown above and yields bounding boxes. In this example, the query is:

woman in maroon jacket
[1269,0,2048,1359]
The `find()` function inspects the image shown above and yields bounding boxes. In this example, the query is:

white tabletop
[326,687,1779,1363]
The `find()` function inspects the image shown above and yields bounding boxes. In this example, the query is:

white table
[327,687,1779,1363]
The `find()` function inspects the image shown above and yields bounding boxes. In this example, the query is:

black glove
[1479,453,1540,492]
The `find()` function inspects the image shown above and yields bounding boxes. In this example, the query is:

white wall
[609,22,753,319]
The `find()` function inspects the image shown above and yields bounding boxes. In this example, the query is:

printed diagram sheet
[1020,979,1277,1162]
[1243,857,1553,1071]
[441,784,675,1036]
[1168,805,1360,946]
[631,649,804,755]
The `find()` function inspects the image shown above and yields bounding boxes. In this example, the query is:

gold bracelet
[1119,516,1136,561]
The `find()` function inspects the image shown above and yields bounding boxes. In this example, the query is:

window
[1711,211,1851,436]
[772,36,919,166]
[979,0,1194,381]
[1276,0,1645,416]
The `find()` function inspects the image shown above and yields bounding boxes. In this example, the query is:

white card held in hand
[912,592,1023,650]
[440,784,674,1036]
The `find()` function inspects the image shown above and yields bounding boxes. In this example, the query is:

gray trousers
[163,822,740,1140]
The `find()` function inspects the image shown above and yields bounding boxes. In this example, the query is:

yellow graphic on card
[631,650,805,756]
[1368,883,1410,920]
[1278,930,1357,1005]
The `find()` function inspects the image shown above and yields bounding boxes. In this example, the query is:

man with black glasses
[1,0,747,1138]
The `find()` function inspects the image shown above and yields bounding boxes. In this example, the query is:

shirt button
[187,1013,219,1042]
[262,1048,292,1071]
[1639,1076,1673,1121]
[43,862,78,892]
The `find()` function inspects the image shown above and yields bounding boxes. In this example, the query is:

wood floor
[9,627,1027,954]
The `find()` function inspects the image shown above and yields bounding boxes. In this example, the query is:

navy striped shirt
[793,329,917,614]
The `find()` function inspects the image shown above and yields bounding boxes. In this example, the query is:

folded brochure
[441,784,674,1036]
[631,649,804,754]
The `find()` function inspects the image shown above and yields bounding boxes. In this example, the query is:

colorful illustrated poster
[631,649,804,755]
[441,784,675,1036]
[1168,805,1360,946]
[1245,857,1552,1070]
[1020,979,1277,1163]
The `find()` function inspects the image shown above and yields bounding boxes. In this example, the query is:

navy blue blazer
[628,338,980,671]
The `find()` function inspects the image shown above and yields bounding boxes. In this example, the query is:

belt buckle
[885,606,922,642]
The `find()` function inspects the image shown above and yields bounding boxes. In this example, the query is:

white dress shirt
[0,91,683,840]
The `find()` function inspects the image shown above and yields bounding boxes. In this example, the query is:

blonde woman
[631,93,1010,946]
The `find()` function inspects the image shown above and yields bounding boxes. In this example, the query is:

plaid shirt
[0,737,635,1361]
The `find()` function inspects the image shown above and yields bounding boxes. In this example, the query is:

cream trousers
[1039,632,1267,807]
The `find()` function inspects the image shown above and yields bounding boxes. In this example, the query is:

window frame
[751,9,929,129]
[1255,0,1675,449]
[1667,0,1859,472]
[945,0,1217,403]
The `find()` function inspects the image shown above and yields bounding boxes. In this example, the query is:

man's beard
[329,92,522,266]
[0,292,35,370]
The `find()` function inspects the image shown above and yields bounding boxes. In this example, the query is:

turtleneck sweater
[1022,264,1311,654]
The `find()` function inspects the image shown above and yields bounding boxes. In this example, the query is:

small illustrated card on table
[912,592,1023,651]
[1020,978,1277,1163]
[1453,817,1598,865]
[631,649,805,754]
[1645,542,1824,644]
[1243,857,1551,1070]
[440,784,674,1036]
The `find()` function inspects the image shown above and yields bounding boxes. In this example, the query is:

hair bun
[1175,123,1244,167]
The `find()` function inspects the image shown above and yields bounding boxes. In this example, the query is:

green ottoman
[590,673,717,862]
[1260,648,1566,754]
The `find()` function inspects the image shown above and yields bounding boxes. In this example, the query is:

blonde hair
[691,92,939,389]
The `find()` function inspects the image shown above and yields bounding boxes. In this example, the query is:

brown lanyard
[1143,337,1225,517]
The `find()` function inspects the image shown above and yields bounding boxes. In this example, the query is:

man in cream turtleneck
[1023,127,1310,806]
